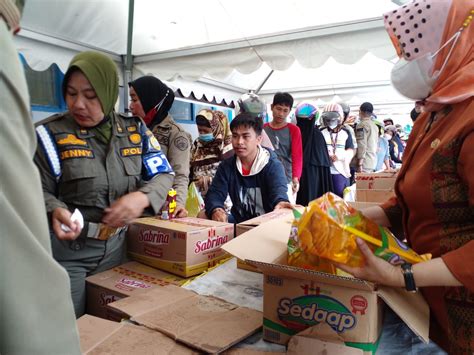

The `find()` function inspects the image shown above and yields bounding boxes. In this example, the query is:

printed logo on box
[117,277,151,289]
[277,295,357,333]
[138,229,170,245]
[99,292,122,306]
[194,230,229,254]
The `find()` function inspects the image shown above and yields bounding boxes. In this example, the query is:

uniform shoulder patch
[174,135,190,151]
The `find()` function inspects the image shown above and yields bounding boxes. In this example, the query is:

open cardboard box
[77,314,197,354]
[85,261,188,321]
[222,218,429,353]
[107,284,262,354]
[356,189,394,203]
[355,172,398,190]
[127,217,234,277]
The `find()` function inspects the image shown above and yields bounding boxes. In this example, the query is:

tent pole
[255,69,274,94]
[123,0,135,113]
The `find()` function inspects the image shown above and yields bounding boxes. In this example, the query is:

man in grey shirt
[355,102,379,173]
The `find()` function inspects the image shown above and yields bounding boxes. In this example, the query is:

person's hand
[336,238,404,287]
[173,205,188,218]
[102,191,149,228]
[52,207,82,240]
[291,177,300,194]
[211,208,228,222]
[275,201,294,210]
[330,155,338,162]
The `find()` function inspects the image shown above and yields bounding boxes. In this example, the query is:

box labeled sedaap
[222,218,429,352]
[236,209,296,272]
[127,217,234,277]
[356,172,397,190]
[86,261,187,321]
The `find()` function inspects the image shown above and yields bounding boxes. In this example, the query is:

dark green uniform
[151,114,192,207]
[34,111,174,316]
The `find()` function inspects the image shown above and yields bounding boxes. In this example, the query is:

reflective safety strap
[36,125,61,181]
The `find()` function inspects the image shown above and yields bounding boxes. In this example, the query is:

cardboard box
[127,217,234,277]
[222,218,429,351]
[356,172,397,190]
[287,335,374,355]
[85,261,188,321]
[347,201,380,210]
[356,189,394,203]
[108,285,262,354]
[77,314,197,354]
[236,209,296,272]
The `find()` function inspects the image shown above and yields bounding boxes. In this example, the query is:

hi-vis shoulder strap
[36,125,61,181]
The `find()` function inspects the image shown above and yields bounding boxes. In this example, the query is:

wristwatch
[401,262,418,293]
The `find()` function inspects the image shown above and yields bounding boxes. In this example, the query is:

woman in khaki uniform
[34,51,174,317]
[129,76,192,217]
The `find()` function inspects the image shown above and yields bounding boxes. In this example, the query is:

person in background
[0,0,81,352]
[204,113,291,223]
[383,118,394,127]
[411,102,423,123]
[189,109,233,197]
[263,92,302,204]
[128,76,191,217]
[384,125,404,166]
[355,102,379,172]
[374,120,390,171]
[34,51,174,317]
[340,0,474,352]
[320,103,354,198]
[295,102,333,205]
[339,102,358,185]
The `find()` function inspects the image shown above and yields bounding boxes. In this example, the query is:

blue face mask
[199,133,214,142]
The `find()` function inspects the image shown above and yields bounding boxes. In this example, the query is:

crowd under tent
[15,0,415,129]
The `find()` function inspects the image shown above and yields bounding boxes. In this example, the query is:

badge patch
[150,135,161,150]
[129,133,142,145]
[57,134,87,146]
[127,125,137,132]
[121,147,143,157]
[174,136,190,151]
[60,149,94,160]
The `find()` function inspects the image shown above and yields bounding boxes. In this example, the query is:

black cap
[360,102,374,114]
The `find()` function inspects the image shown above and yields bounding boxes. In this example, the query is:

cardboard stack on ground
[355,172,397,203]
[105,285,262,353]
[85,261,188,321]
[127,217,234,277]
[222,217,429,354]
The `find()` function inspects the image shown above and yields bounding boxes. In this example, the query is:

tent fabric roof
[15,0,412,110]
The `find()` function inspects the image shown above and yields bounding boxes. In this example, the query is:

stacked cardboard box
[223,218,429,354]
[355,172,397,203]
[85,261,187,321]
[127,217,234,277]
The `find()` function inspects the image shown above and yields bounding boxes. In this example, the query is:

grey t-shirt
[263,125,292,183]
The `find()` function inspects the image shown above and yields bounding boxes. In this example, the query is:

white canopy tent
[15,0,414,124]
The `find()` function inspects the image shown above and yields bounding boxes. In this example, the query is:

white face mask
[328,123,338,129]
[384,133,392,140]
[390,30,461,101]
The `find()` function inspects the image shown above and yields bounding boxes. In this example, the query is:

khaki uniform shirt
[151,115,192,207]
[0,19,81,355]
[355,118,379,170]
[34,112,174,224]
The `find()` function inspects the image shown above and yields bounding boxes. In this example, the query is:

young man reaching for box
[204,113,292,223]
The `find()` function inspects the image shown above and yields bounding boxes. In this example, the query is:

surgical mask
[384,133,392,140]
[328,123,338,129]
[390,30,461,101]
[199,133,214,142]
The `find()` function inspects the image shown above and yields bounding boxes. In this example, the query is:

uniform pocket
[59,162,102,206]
[122,156,142,192]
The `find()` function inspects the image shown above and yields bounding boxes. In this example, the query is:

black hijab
[129,76,175,128]
[296,115,331,167]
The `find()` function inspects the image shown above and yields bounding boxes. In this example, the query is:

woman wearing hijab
[128,76,192,217]
[294,102,333,205]
[190,109,232,197]
[338,1,474,353]
[34,51,174,317]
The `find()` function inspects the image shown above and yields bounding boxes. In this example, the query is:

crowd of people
[2,0,473,353]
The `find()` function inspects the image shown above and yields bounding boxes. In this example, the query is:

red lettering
[194,235,229,254]
[138,229,170,245]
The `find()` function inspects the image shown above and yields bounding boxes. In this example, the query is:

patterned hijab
[196,109,232,145]
[384,0,474,110]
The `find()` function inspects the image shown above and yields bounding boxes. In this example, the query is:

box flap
[77,315,122,353]
[77,315,197,354]
[238,209,295,227]
[131,216,231,232]
[222,217,292,264]
[254,261,375,292]
[109,285,262,353]
[377,286,429,343]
